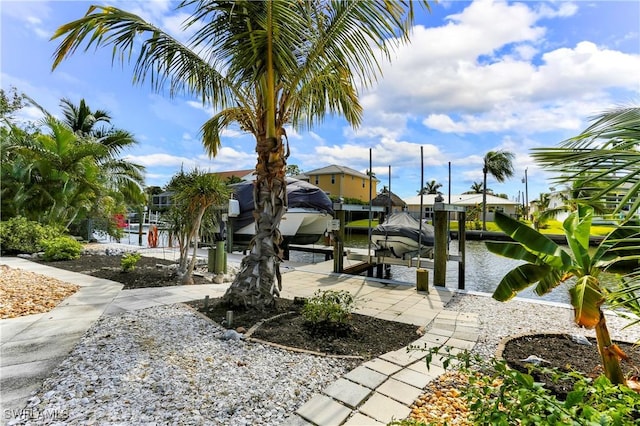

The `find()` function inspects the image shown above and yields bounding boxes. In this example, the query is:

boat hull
[370,212,435,259]
[371,234,433,259]
[233,208,330,245]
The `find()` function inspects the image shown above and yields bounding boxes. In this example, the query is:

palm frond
[532,106,640,217]
[52,5,234,106]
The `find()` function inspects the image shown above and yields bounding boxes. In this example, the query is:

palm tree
[418,180,442,195]
[467,181,485,194]
[61,98,110,135]
[51,0,430,309]
[1,96,145,236]
[482,150,515,230]
[3,113,105,227]
[59,98,144,193]
[167,169,230,285]
[532,105,640,338]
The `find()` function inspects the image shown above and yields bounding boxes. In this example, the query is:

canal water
[107,228,620,306]
[288,234,621,305]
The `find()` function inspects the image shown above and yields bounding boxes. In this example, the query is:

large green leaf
[593,220,640,268]
[534,268,568,296]
[562,205,593,271]
[485,241,541,264]
[492,263,552,302]
[494,212,567,268]
[569,275,605,329]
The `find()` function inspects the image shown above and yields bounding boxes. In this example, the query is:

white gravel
[8,305,355,426]
[8,289,640,425]
[447,291,640,359]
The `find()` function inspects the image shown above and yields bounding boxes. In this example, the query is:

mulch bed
[32,254,424,359]
[33,254,211,289]
[500,333,640,398]
[189,297,422,360]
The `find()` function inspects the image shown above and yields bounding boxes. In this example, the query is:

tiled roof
[304,164,378,181]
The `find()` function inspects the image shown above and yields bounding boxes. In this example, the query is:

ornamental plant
[420,346,640,425]
[0,216,62,254]
[121,252,142,272]
[486,206,640,385]
[301,290,355,330]
[40,236,82,261]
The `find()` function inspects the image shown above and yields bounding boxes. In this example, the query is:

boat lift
[333,202,467,291]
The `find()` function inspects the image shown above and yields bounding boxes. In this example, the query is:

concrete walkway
[1,252,478,425]
[1,258,123,417]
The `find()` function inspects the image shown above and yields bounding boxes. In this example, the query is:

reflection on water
[289,235,621,305]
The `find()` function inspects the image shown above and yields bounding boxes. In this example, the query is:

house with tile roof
[404,192,520,221]
[294,165,378,202]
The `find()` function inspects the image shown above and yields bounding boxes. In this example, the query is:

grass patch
[345,219,379,229]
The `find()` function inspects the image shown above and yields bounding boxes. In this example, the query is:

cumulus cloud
[124,153,199,168]
[361,0,639,135]
[126,146,252,169]
[297,137,445,177]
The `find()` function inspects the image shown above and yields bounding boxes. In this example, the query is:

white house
[403,193,521,221]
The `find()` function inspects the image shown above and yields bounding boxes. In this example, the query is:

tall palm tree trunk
[223,133,287,309]
[594,311,626,385]
[482,168,488,231]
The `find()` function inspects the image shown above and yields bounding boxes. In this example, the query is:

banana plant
[486,205,640,385]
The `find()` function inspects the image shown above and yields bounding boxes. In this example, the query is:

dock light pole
[522,168,529,220]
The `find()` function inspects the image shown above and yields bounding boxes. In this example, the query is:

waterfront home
[404,193,520,221]
[293,165,379,203]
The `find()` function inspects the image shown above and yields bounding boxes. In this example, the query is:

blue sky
[2,0,639,202]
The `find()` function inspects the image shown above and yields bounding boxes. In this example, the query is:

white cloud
[221,128,245,138]
[3,0,52,39]
[284,126,302,140]
[363,0,639,136]
[124,153,198,168]
[308,131,325,144]
[423,100,588,134]
[536,2,578,19]
[161,12,199,42]
[298,137,445,177]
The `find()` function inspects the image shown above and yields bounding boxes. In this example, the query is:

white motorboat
[371,212,434,259]
[229,178,333,246]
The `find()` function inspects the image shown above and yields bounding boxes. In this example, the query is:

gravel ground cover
[8,304,356,425]
[0,265,79,319]
[4,257,640,425]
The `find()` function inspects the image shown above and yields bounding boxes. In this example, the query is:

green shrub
[418,345,640,425]
[121,252,142,272]
[0,216,62,254]
[301,290,355,328]
[40,236,82,261]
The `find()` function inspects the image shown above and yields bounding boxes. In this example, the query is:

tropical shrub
[0,216,62,254]
[301,290,355,329]
[40,236,82,261]
[486,206,640,385]
[120,252,142,272]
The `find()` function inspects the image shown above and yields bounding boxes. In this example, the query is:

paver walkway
[1,250,478,425]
